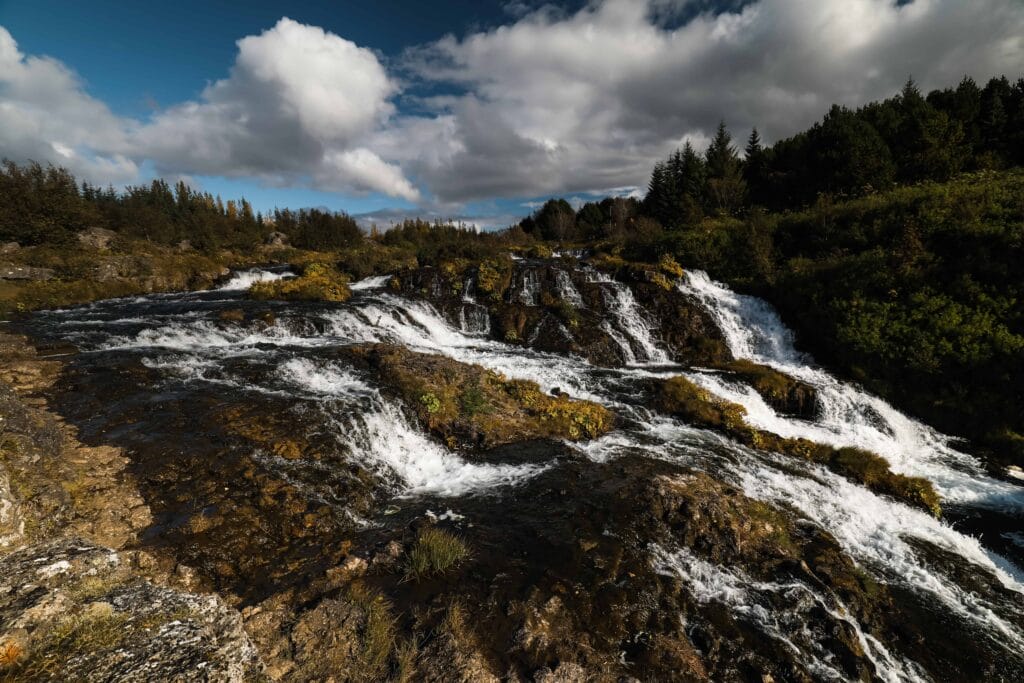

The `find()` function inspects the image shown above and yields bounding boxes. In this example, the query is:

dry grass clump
[1,609,128,681]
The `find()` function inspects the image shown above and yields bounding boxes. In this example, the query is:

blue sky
[1,1,1022,229]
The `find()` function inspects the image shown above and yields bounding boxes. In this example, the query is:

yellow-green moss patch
[250,263,351,302]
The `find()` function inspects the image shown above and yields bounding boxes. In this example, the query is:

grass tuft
[405,527,470,581]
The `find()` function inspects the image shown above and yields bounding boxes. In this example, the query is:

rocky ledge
[0,333,262,680]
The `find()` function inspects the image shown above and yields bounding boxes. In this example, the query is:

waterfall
[458,304,491,336]
[276,358,544,496]
[512,268,541,306]
[600,282,669,364]
[461,277,476,303]
[678,270,1024,514]
[554,269,584,307]
[349,274,392,291]
[216,269,291,291]
[28,262,1024,676]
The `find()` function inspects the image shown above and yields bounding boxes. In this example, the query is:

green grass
[404,527,470,581]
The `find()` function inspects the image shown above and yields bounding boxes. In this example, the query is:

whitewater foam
[278,358,546,496]
[217,269,291,291]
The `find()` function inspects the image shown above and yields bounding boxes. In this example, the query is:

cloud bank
[2,1,1023,209]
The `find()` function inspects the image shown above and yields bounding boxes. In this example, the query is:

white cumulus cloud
[2,2,1023,210]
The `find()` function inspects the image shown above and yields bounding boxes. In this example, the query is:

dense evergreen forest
[1,74,1021,464]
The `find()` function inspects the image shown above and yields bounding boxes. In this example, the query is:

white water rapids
[31,268,1024,678]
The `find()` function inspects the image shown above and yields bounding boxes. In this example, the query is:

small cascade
[430,273,445,299]
[458,304,491,336]
[461,277,476,303]
[217,269,291,291]
[278,358,544,496]
[349,274,392,291]
[600,320,637,364]
[600,282,669,364]
[554,269,584,307]
[511,268,542,306]
[651,544,928,682]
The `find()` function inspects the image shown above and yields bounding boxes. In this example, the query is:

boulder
[77,227,117,250]
[0,264,54,281]
[265,231,289,247]
[0,242,20,255]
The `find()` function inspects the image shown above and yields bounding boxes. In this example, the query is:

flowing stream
[18,265,1024,679]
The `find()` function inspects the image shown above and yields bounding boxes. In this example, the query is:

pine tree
[744,128,766,204]
[705,122,746,214]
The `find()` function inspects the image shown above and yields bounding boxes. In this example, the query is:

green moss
[405,527,470,580]
[349,344,613,447]
[459,382,490,416]
[419,392,442,415]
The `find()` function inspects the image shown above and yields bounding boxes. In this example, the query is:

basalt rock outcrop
[390,255,730,368]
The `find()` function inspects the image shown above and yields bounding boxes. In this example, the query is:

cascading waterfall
[458,304,491,336]
[277,358,544,496]
[512,268,541,306]
[651,543,929,682]
[554,269,584,307]
[677,270,1024,514]
[25,266,1024,677]
[461,276,476,303]
[599,283,669,364]
[349,274,392,291]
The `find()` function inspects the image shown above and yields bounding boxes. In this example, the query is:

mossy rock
[654,376,940,516]
[344,344,614,448]
[250,263,351,302]
[712,359,818,417]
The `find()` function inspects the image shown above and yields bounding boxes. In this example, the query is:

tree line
[0,160,363,252]
[513,75,1023,236]
[645,76,1024,226]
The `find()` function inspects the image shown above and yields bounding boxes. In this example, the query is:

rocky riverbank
[0,332,262,680]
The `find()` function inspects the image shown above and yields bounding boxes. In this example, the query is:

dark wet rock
[356,455,904,682]
[394,257,728,367]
